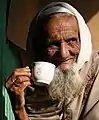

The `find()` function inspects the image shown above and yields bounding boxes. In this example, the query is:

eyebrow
[65,37,77,41]
[47,38,60,46]
[46,36,79,45]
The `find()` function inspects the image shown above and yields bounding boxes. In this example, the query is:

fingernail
[26,66,29,69]
[26,66,30,71]
[29,72,31,75]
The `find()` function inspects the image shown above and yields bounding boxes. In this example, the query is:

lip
[54,58,74,66]
[58,58,74,71]
[62,58,74,63]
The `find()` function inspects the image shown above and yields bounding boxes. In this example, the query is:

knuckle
[17,76,21,81]
[22,82,26,86]
[13,70,17,76]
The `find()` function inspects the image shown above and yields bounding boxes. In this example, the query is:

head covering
[27,2,92,71]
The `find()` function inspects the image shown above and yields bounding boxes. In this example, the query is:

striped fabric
[3,86,15,120]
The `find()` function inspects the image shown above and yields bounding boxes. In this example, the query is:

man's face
[38,15,80,71]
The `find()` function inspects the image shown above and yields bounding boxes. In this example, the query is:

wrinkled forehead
[41,13,79,35]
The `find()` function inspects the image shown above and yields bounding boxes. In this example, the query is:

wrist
[15,107,29,120]
[15,104,25,110]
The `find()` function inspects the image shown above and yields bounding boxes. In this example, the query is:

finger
[21,81,31,91]
[5,75,16,89]
[13,70,31,78]
[6,75,31,89]
[14,76,31,87]
[16,66,30,72]
[11,81,31,95]
[6,73,31,89]
[6,67,31,89]
[15,76,30,83]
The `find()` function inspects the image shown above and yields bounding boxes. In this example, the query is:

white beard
[48,66,85,106]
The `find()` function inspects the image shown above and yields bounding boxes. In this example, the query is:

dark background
[7,0,99,50]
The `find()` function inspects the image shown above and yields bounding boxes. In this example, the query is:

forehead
[44,14,79,39]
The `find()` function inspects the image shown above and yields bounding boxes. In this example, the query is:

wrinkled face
[36,14,80,71]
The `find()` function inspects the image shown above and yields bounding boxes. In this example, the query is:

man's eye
[47,40,60,47]
[47,45,59,52]
[66,38,78,44]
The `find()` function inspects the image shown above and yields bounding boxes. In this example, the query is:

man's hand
[6,66,31,120]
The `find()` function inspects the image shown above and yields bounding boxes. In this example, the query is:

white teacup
[31,61,55,86]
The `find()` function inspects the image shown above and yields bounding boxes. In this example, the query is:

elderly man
[6,2,99,120]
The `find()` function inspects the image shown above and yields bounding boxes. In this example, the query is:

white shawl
[36,2,92,71]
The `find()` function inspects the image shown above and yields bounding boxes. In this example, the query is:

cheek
[47,50,56,57]
[70,44,80,54]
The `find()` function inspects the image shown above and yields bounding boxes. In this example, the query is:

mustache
[53,54,78,64]
[54,57,74,63]
[55,52,78,62]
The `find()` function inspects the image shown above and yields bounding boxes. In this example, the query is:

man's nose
[60,42,69,58]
